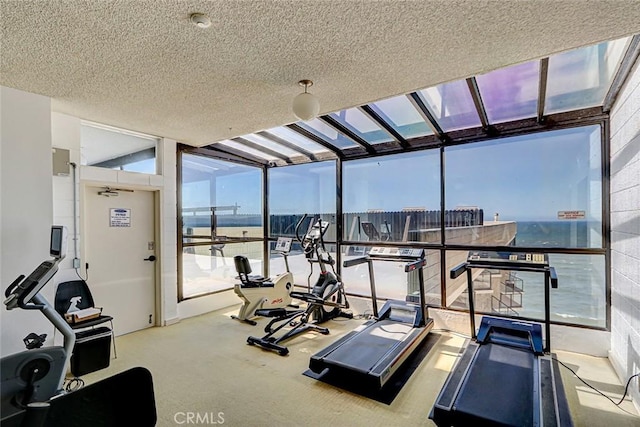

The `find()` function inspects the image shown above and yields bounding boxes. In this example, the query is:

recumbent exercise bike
[231,237,295,325]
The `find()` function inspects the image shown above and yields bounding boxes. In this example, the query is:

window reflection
[476,61,539,123]
[417,80,481,131]
[369,95,433,139]
[545,37,630,114]
[329,108,394,144]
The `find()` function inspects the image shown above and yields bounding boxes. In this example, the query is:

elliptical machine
[231,237,295,325]
[246,215,351,356]
[1,226,75,422]
[296,214,350,324]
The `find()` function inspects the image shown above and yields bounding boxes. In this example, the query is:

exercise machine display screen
[368,247,424,259]
[274,237,292,253]
[467,251,548,266]
[49,225,67,259]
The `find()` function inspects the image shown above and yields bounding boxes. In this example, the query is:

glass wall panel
[369,95,433,139]
[445,251,605,328]
[268,161,337,239]
[181,154,263,241]
[329,108,395,144]
[81,122,158,174]
[182,241,263,298]
[545,37,630,114]
[180,152,264,299]
[476,61,539,123]
[296,119,358,149]
[444,125,602,248]
[417,80,482,131]
[343,150,440,243]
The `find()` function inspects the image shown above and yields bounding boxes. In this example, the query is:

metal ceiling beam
[406,93,449,142]
[466,77,490,130]
[286,123,345,159]
[537,58,549,123]
[232,137,293,163]
[359,105,409,149]
[201,143,269,166]
[319,115,377,155]
[603,34,640,113]
[257,131,317,161]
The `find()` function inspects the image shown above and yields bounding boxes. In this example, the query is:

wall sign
[557,210,585,220]
[110,208,131,227]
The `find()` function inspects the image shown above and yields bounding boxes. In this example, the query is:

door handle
[144,255,157,262]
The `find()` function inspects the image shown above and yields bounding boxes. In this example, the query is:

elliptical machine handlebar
[5,275,26,297]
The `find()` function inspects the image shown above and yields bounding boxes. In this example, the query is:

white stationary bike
[231,237,294,326]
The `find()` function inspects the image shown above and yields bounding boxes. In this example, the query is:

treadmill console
[368,247,424,259]
[467,251,548,266]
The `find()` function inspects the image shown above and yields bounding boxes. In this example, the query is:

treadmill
[430,251,573,427]
[309,247,434,389]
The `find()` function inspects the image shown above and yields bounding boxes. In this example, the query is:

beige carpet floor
[81,305,639,427]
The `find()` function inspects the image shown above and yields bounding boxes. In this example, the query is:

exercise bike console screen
[4,226,67,310]
[49,225,67,259]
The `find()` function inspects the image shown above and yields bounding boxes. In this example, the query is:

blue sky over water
[184,125,601,223]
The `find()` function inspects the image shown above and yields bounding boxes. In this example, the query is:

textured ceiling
[1,1,640,147]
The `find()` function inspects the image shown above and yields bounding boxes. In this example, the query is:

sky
[182,125,602,222]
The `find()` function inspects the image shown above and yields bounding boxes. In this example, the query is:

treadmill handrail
[343,257,368,268]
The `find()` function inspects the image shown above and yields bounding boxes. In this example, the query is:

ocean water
[512,221,605,328]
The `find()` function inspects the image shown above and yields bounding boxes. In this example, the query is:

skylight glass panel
[242,134,299,157]
[417,80,482,131]
[296,118,358,149]
[328,108,394,144]
[264,127,331,154]
[217,140,277,161]
[369,95,433,139]
[545,37,630,114]
[476,61,539,123]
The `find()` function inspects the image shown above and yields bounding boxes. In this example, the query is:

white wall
[0,87,54,355]
[51,112,180,328]
[609,58,640,407]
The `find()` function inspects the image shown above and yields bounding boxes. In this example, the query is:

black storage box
[71,326,112,376]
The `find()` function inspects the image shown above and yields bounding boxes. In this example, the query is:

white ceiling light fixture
[292,79,320,121]
[190,13,211,29]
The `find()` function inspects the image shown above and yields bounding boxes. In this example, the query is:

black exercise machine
[429,250,573,427]
[309,246,434,389]
[1,226,157,426]
[246,215,351,356]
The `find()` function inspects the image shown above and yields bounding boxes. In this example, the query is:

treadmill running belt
[323,320,414,373]
[455,343,535,427]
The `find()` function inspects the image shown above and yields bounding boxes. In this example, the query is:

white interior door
[84,186,156,336]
